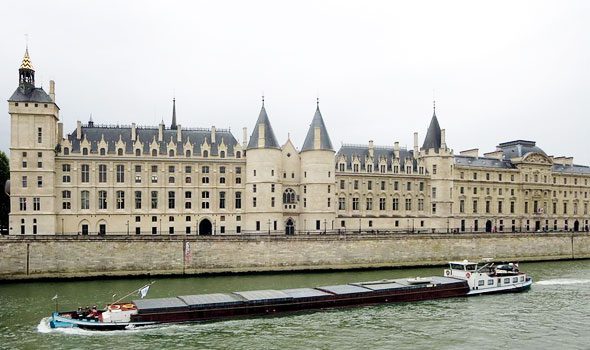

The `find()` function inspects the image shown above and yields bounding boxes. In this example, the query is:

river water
[1,260,589,350]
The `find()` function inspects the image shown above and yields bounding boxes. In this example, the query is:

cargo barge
[48,261,532,331]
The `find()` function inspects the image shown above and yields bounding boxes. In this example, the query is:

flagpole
[109,281,155,308]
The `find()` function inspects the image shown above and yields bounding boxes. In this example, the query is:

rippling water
[1,260,589,350]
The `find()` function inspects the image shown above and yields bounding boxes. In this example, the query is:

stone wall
[1,233,589,280]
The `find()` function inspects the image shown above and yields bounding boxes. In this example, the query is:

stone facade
[6,50,590,236]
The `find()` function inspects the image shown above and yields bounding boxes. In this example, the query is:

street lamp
[324,219,327,234]
[358,218,361,233]
[267,219,271,235]
[126,220,129,236]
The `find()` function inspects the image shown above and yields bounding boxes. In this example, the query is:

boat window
[504,278,510,284]
[466,264,477,271]
[487,279,494,285]
[450,263,465,270]
[512,277,518,283]
[520,276,525,282]
[478,280,485,286]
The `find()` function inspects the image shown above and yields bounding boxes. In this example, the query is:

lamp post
[126,220,129,236]
[159,218,162,235]
[358,218,361,234]
[267,219,271,235]
[324,219,327,235]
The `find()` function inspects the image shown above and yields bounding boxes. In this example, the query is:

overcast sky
[2,1,589,164]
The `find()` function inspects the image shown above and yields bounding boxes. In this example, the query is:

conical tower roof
[301,102,333,152]
[421,107,441,151]
[20,48,34,70]
[247,100,280,150]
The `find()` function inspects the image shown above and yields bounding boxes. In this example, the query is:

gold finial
[20,47,33,70]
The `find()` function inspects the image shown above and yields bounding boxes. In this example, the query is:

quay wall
[0,233,589,280]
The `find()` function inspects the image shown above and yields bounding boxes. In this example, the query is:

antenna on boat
[52,294,59,312]
[109,281,156,308]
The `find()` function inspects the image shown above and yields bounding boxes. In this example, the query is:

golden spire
[20,48,34,70]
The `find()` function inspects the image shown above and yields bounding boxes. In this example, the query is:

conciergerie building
[6,49,590,236]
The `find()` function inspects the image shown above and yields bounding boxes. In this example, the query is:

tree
[0,151,9,233]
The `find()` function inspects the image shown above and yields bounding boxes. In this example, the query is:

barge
[48,261,532,331]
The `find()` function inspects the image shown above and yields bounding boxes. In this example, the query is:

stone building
[6,50,590,235]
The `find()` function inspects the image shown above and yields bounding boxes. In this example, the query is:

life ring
[465,272,471,278]
[445,270,451,276]
[122,303,135,310]
[109,304,121,311]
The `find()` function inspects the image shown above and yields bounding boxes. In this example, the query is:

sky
[1,1,589,164]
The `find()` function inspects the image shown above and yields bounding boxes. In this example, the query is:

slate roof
[66,124,239,156]
[8,87,53,103]
[454,156,515,169]
[247,105,280,150]
[497,140,546,160]
[421,112,441,150]
[301,105,334,152]
[336,144,417,171]
[552,164,590,174]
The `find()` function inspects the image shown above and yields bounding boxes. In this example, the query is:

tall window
[366,197,373,210]
[19,198,26,211]
[235,192,242,209]
[22,176,27,188]
[201,191,210,209]
[33,197,40,211]
[116,191,125,209]
[352,197,359,210]
[405,198,412,211]
[185,191,192,209]
[116,165,125,183]
[219,191,226,209]
[135,191,142,209]
[392,198,399,211]
[81,164,90,183]
[62,190,71,210]
[98,190,107,209]
[151,191,158,209]
[338,197,346,210]
[37,127,42,143]
[168,191,176,209]
[379,197,386,210]
[99,164,107,183]
[81,191,90,210]
[283,188,296,204]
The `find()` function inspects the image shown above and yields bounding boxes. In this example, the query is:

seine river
[1,260,589,350]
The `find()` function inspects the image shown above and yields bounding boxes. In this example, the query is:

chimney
[211,126,216,144]
[76,121,82,140]
[394,141,400,158]
[177,124,182,142]
[131,123,136,142]
[242,127,248,148]
[368,140,374,158]
[57,122,63,141]
[158,121,164,142]
[413,132,419,154]
[441,128,446,149]
[49,80,55,102]
[257,124,265,148]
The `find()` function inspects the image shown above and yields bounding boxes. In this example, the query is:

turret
[299,99,336,233]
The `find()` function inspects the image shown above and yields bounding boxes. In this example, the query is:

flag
[52,294,58,300]
[138,286,150,299]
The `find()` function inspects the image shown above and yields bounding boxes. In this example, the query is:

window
[37,176,43,188]
[473,200,478,213]
[418,198,424,211]
[367,181,372,191]
[340,180,345,190]
[366,197,373,210]
[432,165,437,175]
[432,187,436,198]
[253,184,257,193]
[82,148,88,156]
[393,198,399,211]
[352,197,359,210]
[394,181,399,191]
[185,191,192,209]
[460,200,465,213]
[169,176,176,184]
[405,198,412,211]
[116,191,125,209]
[81,164,90,183]
[235,192,242,209]
[33,197,40,211]
[118,148,124,156]
[201,176,209,184]
[379,197,386,210]
[135,191,142,209]
[100,148,106,156]
[81,191,90,210]
[116,165,125,183]
[19,198,27,211]
[202,191,210,209]
[151,191,158,209]
[63,147,69,155]
[203,150,209,158]
[99,164,107,183]
[37,127,42,143]
[37,152,43,168]
[98,191,107,209]
[22,176,27,188]
[168,191,176,209]
[62,190,71,210]
[220,191,226,209]
[338,197,346,210]
[406,182,411,191]
[169,165,175,173]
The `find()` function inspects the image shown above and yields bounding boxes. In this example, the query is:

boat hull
[467,277,533,296]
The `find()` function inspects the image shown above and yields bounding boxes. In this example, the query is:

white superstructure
[444,260,533,295]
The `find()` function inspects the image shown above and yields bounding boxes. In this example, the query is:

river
[1,260,589,350]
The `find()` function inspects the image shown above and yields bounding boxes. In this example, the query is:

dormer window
[185,150,191,157]
[63,147,69,155]
[82,148,88,155]
[169,150,175,157]
[236,151,241,158]
[203,150,209,158]
[100,148,106,155]
[135,149,141,156]
[220,151,225,158]
[152,149,157,157]
[117,148,123,156]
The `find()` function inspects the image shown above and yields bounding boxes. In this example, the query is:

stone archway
[485,220,492,233]
[199,219,212,235]
[285,218,295,235]
[574,220,580,232]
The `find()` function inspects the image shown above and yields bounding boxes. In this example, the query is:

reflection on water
[1,260,589,350]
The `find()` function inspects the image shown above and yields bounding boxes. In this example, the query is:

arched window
[203,150,209,158]
[236,151,241,158]
[117,148,123,156]
[169,150,175,157]
[82,148,88,155]
[100,148,106,155]
[135,149,141,156]
[63,147,69,155]
[220,151,226,158]
[185,150,191,157]
[283,188,296,204]
[152,149,157,157]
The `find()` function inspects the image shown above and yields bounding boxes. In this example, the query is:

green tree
[0,151,9,233]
